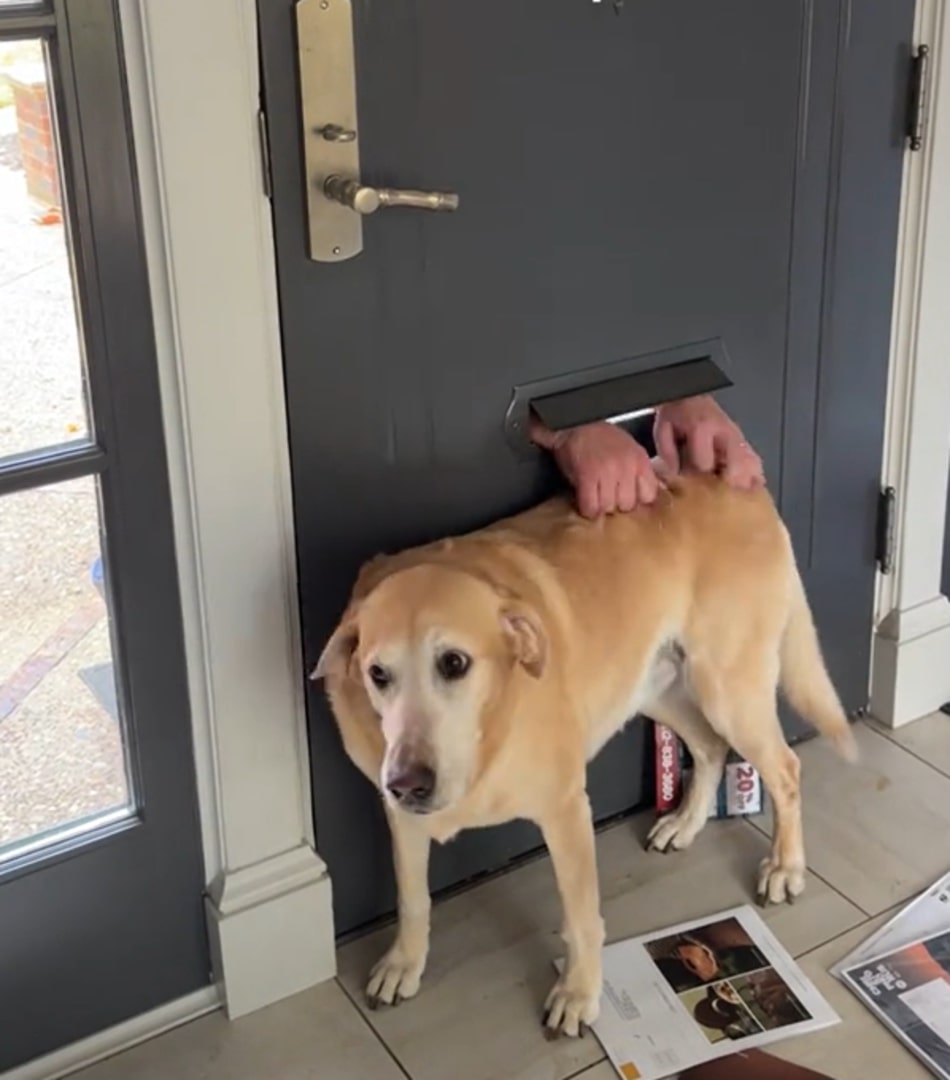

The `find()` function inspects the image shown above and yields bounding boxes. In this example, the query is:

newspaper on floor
[832,869,950,1079]
[583,905,839,1080]
[831,869,950,977]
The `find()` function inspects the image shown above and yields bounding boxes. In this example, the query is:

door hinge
[257,107,273,200]
[876,486,897,575]
[906,44,931,152]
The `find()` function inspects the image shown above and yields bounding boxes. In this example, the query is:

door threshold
[2,986,221,1080]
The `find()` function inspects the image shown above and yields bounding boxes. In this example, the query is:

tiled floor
[75,714,950,1080]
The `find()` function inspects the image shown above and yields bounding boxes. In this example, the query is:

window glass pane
[0,475,132,859]
[0,39,91,464]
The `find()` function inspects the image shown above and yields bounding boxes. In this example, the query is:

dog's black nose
[387,764,436,806]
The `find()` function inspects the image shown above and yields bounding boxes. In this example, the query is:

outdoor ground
[0,50,128,855]
[72,714,950,1080]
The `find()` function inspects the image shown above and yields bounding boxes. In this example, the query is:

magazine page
[590,906,839,1080]
[841,927,950,1080]
[832,871,950,978]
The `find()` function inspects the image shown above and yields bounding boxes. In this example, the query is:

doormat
[78,662,119,723]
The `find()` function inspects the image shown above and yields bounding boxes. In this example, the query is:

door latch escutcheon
[296,0,459,262]
[296,0,362,261]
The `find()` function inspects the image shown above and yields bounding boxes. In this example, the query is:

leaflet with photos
[581,906,839,1080]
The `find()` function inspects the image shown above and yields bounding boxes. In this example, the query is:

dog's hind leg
[539,790,605,1039]
[646,686,728,853]
[688,655,806,905]
[366,807,432,1008]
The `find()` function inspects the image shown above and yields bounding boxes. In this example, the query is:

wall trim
[873,0,950,727]
[118,0,337,1019]
[2,989,220,1080]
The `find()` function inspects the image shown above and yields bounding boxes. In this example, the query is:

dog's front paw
[646,806,705,853]
[756,856,806,905]
[543,975,600,1039]
[366,945,426,1009]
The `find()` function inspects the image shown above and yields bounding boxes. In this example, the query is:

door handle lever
[324,176,460,215]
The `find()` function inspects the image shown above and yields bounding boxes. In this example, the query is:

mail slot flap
[505,339,733,457]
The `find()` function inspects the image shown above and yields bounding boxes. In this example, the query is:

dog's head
[311,562,547,816]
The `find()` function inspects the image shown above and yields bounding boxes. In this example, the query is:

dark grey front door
[259,0,912,936]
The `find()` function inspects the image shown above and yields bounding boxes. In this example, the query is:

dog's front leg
[539,792,605,1038]
[367,806,432,1009]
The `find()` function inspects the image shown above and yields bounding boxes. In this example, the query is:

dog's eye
[436,650,471,682]
[367,663,392,690]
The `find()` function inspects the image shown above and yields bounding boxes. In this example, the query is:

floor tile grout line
[332,972,608,1080]
[867,722,950,782]
[794,914,875,964]
[333,971,609,1080]
[803,866,875,919]
[334,975,414,1080]
[795,900,907,964]
[739,815,876,919]
[562,1055,608,1080]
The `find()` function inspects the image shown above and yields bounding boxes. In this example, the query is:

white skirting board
[871,597,950,726]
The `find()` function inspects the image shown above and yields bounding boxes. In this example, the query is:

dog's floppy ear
[310,549,399,683]
[310,603,361,681]
[500,603,547,678]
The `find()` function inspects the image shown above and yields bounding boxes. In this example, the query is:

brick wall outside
[8,65,61,215]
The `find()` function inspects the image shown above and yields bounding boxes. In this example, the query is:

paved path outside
[0,98,128,850]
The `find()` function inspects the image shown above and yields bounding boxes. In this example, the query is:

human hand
[529,415,661,518]
[653,396,764,490]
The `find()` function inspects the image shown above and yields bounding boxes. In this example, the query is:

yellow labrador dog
[312,471,856,1038]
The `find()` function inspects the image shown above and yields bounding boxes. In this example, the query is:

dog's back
[373,474,853,762]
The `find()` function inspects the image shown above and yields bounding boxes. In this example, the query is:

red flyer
[653,722,763,820]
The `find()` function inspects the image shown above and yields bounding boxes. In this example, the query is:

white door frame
[872,0,950,727]
[83,0,950,1042]
[118,0,334,1023]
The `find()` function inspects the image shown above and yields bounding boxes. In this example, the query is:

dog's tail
[779,571,858,763]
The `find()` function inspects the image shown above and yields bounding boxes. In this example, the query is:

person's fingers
[722,453,748,487]
[577,478,600,519]
[747,450,766,487]
[595,478,613,516]
[529,411,567,451]
[652,454,674,487]
[617,472,639,512]
[654,418,681,475]
[723,440,764,489]
[688,422,716,473]
[637,467,659,504]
